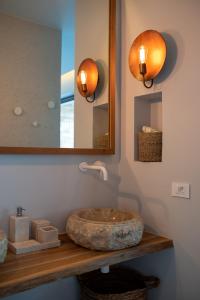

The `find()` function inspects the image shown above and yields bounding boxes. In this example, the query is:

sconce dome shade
[129,30,166,81]
[77,58,99,97]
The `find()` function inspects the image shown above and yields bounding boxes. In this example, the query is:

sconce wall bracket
[85,94,95,103]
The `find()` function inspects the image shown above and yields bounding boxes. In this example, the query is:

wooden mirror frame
[0,0,116,155]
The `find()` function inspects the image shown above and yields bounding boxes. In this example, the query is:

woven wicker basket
[78,268,159,300]
[138,132,162,162]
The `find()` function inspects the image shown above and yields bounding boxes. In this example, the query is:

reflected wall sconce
[129,30,166,88]
[77,58,99,103]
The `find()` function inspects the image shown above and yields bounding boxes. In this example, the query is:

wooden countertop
[0,232,173,298]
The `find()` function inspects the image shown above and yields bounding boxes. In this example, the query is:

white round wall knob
[32,121,39,127]
[48,101,56,109]
[13,106,23,116]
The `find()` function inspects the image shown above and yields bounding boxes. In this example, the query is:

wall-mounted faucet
[79,161,108,181]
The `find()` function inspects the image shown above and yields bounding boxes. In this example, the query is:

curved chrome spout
[79,161,108,181]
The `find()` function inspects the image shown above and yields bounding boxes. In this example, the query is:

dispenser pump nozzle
[16,207,26,217]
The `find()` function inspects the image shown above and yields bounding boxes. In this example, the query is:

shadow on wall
[117,157,190,299]
[2,276,80,300]
[118,191,143,214]
[95,59,108,98]
[122,241,200,300]
[154,32,178,84]
[118,190,170,236]
[118,158,170,236]
[121,249,176,300]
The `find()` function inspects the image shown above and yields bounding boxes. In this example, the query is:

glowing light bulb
[139,45,148,76]
[139,46,147,64]
[80,70,87,85]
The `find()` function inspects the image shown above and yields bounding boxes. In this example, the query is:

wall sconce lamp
[77,58,99,103]
[129,30,166,89]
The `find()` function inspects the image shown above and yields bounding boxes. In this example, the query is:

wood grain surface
[0,232,173,298]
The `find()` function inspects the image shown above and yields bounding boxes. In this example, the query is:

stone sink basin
[66,208,144,251]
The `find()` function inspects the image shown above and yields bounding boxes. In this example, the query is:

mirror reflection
[0,0,109,149]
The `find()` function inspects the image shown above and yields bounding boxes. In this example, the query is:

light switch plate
[171,182,190,199]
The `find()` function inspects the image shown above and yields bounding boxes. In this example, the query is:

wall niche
[134,91,162,161]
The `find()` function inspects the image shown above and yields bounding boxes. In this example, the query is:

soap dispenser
[9,207,30,243]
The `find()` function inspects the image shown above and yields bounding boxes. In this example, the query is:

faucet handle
[79,162,88,172]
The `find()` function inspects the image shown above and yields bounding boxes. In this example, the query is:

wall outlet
[171,182,190,199]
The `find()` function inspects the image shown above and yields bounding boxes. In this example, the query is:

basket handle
[127,269,160,289]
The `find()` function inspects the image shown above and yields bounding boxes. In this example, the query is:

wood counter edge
[0,232,173,298]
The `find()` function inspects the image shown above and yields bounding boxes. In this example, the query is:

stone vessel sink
[66,208,144,251]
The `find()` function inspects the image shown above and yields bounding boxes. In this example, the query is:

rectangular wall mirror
[0,0,115,154]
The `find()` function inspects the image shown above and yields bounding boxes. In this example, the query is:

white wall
[120,0,200,299]
[0,154,119,300]
[0,1,120,299]
[3,1,200,300]
[0,13,61,147]
[0,155,119,234]
[74,0,109,148]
